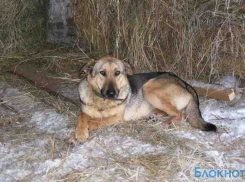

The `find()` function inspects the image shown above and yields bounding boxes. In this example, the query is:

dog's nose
[106,89,116,98]
[101,83,118,99]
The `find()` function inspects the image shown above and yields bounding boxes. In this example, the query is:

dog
[69,56,217,143]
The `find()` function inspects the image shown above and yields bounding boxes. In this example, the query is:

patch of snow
[175,131,197,140]
[99,135,167,157]
[188,80,224,90]
[206,150,224,168]
[30,111,72,139]
[189,74,241,90]
[1,81,245,181]
[215,75,240,88]
[1,88,38,113]
[35,159,62,175]
[57,134,168,177]
[4,169,32,180]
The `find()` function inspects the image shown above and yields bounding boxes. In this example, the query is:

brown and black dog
[69,56,216,143]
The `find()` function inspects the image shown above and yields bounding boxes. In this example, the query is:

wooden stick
[50,134,56,159]
[11,64,80,105]
[193,86,235,102]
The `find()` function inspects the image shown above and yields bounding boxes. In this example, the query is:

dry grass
[0,43,89,77]
[0,72,80,116]
[1,68,244,181]
[57,118,221,182]
[0,1,244,180]
[74,0,245,82]
[0,0,48,56]
[1,0,244,83]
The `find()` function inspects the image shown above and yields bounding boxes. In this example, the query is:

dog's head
[81,56,133,100]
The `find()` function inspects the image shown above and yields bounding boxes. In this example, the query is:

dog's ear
[80,59,96,74]
[123,62,134,75]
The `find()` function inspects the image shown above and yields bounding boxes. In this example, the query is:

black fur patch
[127,72,166,94]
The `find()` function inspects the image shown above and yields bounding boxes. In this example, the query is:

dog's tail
[185,85,217,132]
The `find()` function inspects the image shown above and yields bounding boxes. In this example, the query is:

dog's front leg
[69,114,123,143]
[88,115,123,131]
[69,113,91,143]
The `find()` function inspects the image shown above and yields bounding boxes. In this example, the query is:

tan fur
[69,56,216,143]
[143,78,192,124]
[69,57,131,143]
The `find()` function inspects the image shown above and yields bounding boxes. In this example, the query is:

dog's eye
[115,71,121,76]
[100,71,106,76]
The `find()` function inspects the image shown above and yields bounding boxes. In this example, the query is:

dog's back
[124,72,171,121]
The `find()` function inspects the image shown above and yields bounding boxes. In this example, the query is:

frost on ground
[0,76,245,182]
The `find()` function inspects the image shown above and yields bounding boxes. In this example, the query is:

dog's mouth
[101,95,126,102]
[89,88,125,103]
[99,88,128,101]
[104,97,125,101]
[100,81,121,100]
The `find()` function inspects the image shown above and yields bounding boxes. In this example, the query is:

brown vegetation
[74,0,245,81]
[0,0,48,56]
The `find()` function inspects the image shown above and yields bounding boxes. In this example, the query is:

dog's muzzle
[101,83,118,99]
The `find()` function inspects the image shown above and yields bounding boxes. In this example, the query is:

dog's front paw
[68,128,89,144]
[75,127,89,143]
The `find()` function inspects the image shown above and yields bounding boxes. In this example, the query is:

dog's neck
[80,94,128,111]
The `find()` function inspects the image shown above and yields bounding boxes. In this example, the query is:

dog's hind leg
[143,79,190,126]
[143,78,216,131]
[148,99,184,125]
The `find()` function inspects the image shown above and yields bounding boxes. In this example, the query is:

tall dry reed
[74,0,245,81]
[0,0,49,56]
